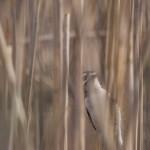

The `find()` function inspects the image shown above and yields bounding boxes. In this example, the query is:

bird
[83,71,123,150]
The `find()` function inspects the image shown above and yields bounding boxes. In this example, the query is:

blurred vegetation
[0,0,150,150]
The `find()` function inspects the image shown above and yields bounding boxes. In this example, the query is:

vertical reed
[63,13,70,150]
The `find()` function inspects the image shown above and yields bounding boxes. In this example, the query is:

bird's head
[83,71,98,84]
[83,71,100,97]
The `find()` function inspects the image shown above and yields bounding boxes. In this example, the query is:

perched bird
[83,71,123,150]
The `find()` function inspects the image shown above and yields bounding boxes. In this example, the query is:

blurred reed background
[0,0,150,149]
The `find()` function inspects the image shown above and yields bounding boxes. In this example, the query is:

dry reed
[0,0,149,149]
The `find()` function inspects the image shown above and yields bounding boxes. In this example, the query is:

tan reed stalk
[139,66,143,150]
[71,0,85,149]
[27,0,41,136]
[52,0,64,149]
[59,1,64,148]
[4,76,8,115]
[73,40,85,150]
[105,0,112,86]
[134,1,143,149]
[35,96,40,150]
[139,5,145,150]
[64,13,70,150]
[0,22,27,150]
[125,0,135,149]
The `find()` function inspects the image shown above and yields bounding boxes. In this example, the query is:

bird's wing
[85,87,118,150]
[85,96,98,131]
[85,87,110,133]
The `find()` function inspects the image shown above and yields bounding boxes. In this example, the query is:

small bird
[83,71,123,150]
